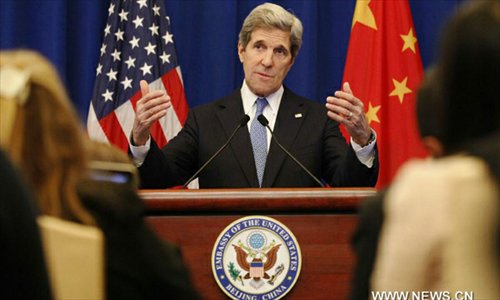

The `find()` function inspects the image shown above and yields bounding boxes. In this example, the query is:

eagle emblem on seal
[228,231,286,289]
[212,216,301,299]
[233,243,280,280]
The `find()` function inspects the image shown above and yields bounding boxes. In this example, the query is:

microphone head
[257,115,269,126]
[240,115,250,126]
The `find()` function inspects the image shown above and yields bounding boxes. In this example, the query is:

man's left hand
[325,82,372,146]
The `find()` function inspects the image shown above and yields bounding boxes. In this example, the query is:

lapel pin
[294,113,302,119]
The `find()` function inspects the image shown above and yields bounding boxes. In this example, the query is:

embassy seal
[211,216,302,300]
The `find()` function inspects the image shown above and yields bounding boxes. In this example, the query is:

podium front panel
[140,188,376,300]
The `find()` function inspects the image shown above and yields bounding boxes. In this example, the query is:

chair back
[38,215,104,300]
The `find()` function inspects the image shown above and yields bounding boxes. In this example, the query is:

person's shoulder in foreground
[0,149,53,299]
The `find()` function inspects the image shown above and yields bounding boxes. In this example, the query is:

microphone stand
[257,115,325,188]
[182,115,250,188]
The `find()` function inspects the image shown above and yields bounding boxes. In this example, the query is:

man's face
[238,27,295,97]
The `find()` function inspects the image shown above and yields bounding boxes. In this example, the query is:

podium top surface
[139,188,377,214]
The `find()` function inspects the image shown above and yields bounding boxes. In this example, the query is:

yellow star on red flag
[389,76,412,104]
[365,102,381,124]
[352,0,377,30]
[401,28,417,53]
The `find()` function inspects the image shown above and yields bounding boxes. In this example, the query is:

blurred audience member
[0,150,53,299]
[349,67,444,300]
[79,140,200,299]
[0,49,199,299]
[370,1,500,297]
[0,49,93,225]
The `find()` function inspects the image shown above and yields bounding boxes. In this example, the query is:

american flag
[87,0,188,151]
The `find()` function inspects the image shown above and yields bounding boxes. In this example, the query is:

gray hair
[238,2,303,58]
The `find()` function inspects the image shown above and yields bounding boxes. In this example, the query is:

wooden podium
[140,188,376,300]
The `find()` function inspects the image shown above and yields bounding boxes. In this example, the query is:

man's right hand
[131,80,171,146]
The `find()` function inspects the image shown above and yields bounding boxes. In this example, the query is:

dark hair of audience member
[438,0,500,279]
[415,67,446,157]
[437,0,500,153]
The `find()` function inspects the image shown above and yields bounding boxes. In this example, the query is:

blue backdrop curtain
[0,0,462,123]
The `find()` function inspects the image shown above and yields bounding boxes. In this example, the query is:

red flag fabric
[342,0,427,188]
[87,0,188,152]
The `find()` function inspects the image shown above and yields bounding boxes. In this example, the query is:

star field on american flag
[88,0,188,151]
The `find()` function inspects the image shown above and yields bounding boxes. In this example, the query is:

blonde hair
[239,2,303,58]
[0,50,94,225]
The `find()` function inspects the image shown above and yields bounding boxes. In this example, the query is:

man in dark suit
[130,2,379,188]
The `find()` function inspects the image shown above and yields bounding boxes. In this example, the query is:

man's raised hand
[326,82,372,146]
[131,80,171,145]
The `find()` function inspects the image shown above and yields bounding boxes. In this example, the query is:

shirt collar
[240,80,283,115]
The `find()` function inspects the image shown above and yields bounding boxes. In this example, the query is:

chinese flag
[342,0,427,188]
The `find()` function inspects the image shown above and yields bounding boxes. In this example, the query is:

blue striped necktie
[250,97,268,187]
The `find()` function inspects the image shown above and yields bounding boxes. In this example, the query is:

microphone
[182,115,251,188]
[257,115,325,188]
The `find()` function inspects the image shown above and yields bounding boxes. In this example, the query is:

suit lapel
[262,89,308,187]
[215,91,259,187]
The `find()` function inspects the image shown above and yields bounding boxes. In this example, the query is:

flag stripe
[99,112,130,151]
[87,102,110,143]
[114,100,135,145]
[162,66,188,126]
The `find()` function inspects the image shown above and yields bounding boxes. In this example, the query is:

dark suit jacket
[138,87,379,188]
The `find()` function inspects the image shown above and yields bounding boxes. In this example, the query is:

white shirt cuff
[130,136,151,167]
[350,130,377,168]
